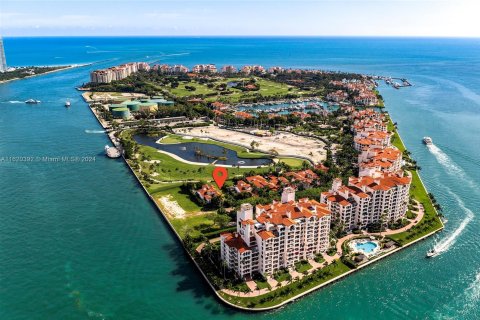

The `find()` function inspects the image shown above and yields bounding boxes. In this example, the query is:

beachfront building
[192,64,217,73]
[153,64,190,74]
[221,65,237,73]
[353,131,391,151]
[90,62,150,83]
[220,187,331,278]
[329,79,379,106]
[321,173,411,230]
[321,104,411,231]
[353,92,379,106]
[358,147,402,177]
[267,66,284,74]
[240,65,265,75]
[172,65,189,73]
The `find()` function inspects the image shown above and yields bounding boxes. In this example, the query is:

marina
[234,98,337,115]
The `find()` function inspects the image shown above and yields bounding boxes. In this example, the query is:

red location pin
[212,167,228,189]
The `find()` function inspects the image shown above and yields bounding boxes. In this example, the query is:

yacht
[25,99,41,104]
[105,145,121,158]
[423,137,433,145]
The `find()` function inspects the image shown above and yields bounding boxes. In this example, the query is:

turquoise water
[354,241,378,254]
[1,37,479,319]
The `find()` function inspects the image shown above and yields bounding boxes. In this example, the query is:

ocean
[0,37,479,319]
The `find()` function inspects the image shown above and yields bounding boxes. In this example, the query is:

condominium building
[354,130,391,151]
[192,64,217,73]
[90,62,150,83]
[240,65,265,75]
[322,106,410,231]
[220,187,331,278]
[267,66,284,74]
[358,147,403,177]
[321,170,410,230]
[221,65,237,73]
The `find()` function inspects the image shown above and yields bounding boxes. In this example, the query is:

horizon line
[3,34,480,39]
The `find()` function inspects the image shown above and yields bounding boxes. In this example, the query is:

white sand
[159,196,186,219]
[143,160,161,164]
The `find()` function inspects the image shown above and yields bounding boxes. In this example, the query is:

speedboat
[25,99,41,104]
[423,137,433,145]
[65,100,71,107]
[426,249,439,258]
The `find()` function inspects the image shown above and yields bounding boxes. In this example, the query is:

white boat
[25,99,41,104]
[65,100,71,107]
[426,249,439,258]
[105,145,121,158]
[423,137,433,145]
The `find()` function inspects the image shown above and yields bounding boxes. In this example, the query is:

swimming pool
[353,241,379,254]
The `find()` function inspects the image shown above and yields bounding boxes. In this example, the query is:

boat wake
[7,100,24,104]
[466,270,480,305]
[427,144,479,191]
[161,52,190,57]
[85,129,105,134]
[427,144,463,176]
[432,190,474,255]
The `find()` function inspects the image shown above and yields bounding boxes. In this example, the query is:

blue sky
[1,0,479,37]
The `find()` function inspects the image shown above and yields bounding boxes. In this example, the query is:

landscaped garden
[218,260,351,308]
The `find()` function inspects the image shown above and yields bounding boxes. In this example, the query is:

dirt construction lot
[175,125,326,163]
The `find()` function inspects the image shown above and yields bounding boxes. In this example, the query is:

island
[80,62,444,310]
[0,65,79,84]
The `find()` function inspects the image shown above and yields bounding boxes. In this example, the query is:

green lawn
[314,254,325,264]
[218,260,351,308]
[255,279,271,290]
[149,183,202,213]
[295,261,313,273]
[162,77,299,103]
[255,78,296,96]
[388,170,443,244]
[136,145,269,182]
[277,157,306,169]
[170,214,215,239]
[273,270,292,283]
[169,82,217,97]
[387,119,406,152]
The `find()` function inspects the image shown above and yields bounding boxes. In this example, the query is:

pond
[134,134,273,167]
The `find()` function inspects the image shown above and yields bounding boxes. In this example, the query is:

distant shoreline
[0,64,91,85]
